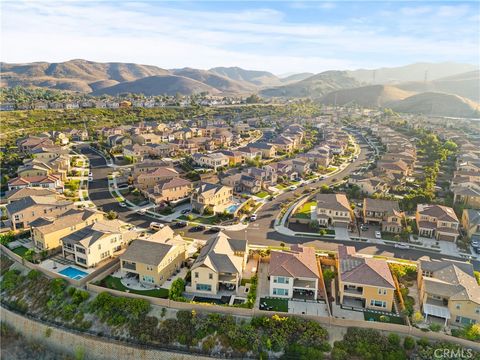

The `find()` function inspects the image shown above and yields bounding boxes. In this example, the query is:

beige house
[416,204,460,242]
[363,198,404,233]
[120,227,187,286]
[191,183,234,214]
[452,183,480,208]
[6,195,74,230]
[61,219,137,268]
[146,177,193,204]
[30,209,104,251]
[337,245,396,312]
[314,193,354,227]
[268,245,320,300]
[135,167,179,191]
[192,153,229,171]
[418,259,480,326]
[187,232,248,295]
[461,209,480,240]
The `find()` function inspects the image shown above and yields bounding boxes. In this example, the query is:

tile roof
[269,245,320,279]
[417,204,459,223]
[121,240,173,266]
[316,193,351,212]
[338,245,395,288]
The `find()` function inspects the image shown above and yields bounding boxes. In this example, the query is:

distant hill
[260,71,360,98]
[395,70,480,102]
[1,59,170,93]
[388,92,480,118]
[91,75,220,96]
[347,62,478,84]
[209,66,281,87]
[171,68,254,94]
[280,72,315,83]
[320,85,414,107]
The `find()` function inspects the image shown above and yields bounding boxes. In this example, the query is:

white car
[320,175,326,180]
[138,208,146,214]
[250,214,257,221]
[289,185,297,191]
[394,243,410,249]
[375,231,382,239]
[88,176,93,182]
[149,222,164,231]
[88,172,93,177]
[119,202,127,208]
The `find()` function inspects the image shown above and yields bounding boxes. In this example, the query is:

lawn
[293,201,316,219]
[255,191,270,198]
[12,246,29,257]
[99,275,169,298]
[178,214,219,225]
[260,297,288,312]
[364,311,405,325]
[275,184,287,190]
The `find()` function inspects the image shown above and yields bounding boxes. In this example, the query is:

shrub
[27,269,41,280]
[403,336,415,350]
[45,328,52,338]
[428,323,442,332]
[1,269,22,291]
[0,231,15,245]
[168,278,186,301]
[388,333,400,346]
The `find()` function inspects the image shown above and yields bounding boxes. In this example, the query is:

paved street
[80,143,480,271]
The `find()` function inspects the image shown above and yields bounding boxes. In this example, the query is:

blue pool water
[58,266,89,280]
[226,204,240,214]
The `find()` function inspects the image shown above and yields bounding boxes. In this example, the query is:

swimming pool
[226,204,240,214]
[58,266,89,280]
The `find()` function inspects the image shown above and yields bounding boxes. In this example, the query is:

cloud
[1,1,478,73]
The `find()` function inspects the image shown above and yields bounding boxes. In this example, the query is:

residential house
[337,245,396,311]
[6,195,74,230]
[135,167,179,191]
[268,245,320,300]
[120,227,187,286]
[192,153,229,171]
[191,183,234,214]
[417,259,480,326]
[452,183,480,208]
[4,187,59,204]
[416,204,460,242]
[146,177,192,205]
[30,209,103,251]
[363,198,404,233]
[61,219,137,268]
[7,175,64,193]
[187,232,248,294]
[314,193,354,227]
[248,142,277,159]
[461,209,480,240]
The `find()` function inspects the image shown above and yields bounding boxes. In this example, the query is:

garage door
[438,234,455,242]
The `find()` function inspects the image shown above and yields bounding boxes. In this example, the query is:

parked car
[320,175,326,179]
[88,176,93,182]
[181,209,191,215]
[88,172,93,177]
[119,202,127,208]
[189,225,206,232]
[375,231,382,239]
[173,221,187,228]
[208,227,221,233]
[250,214,257,221]
[394,243,410,249]
[289,185,297,191]
[138,208,146,214]
[149,222,164,231]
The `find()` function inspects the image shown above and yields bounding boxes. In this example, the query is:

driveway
[289,300,329,317]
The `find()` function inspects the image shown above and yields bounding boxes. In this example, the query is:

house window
[195,272,199,278]
[274,276,289,284]
[196,284,212,291]
[273,288,289,296]
[142,275,154,283]
[378,288,387,295]
[370,299,386,308]
[209,273,213,280]
[76,257,87,265]
[456,304,461,310]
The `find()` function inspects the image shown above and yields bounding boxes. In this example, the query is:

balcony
[344,285,363,296]
[122,261,137,271]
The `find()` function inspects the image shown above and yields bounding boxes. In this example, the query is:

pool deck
[38,259,94,279]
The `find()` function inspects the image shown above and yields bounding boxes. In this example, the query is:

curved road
[80,141,479,270]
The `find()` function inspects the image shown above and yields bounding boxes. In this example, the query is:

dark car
[207,227,221,233]
[173,221,187,228]
[189,225,206,232]
[181,209,191,215]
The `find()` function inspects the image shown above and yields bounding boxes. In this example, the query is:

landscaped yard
[255,191,270,198]
[12,246,29,257]
[275,184,287,190]
[293,200,316,219]
[98,275,169,298]
[364,311,405,325]
[260,297,288,312]
[178,214,220,225]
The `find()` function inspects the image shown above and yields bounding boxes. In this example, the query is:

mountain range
[1,59,479,117]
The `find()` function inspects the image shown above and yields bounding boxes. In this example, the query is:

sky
[1,1,479,74]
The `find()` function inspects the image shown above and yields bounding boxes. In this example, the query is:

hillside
[320,85,414,107]
[0,59,170,92]
[347,62,477,84]
[209,66,281,87]
[171,68,255,93]
[280,72,315,83]
[395,70,480,102]
[91,75,220,96]
[260,71,360,98]
[388,92,480,118]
